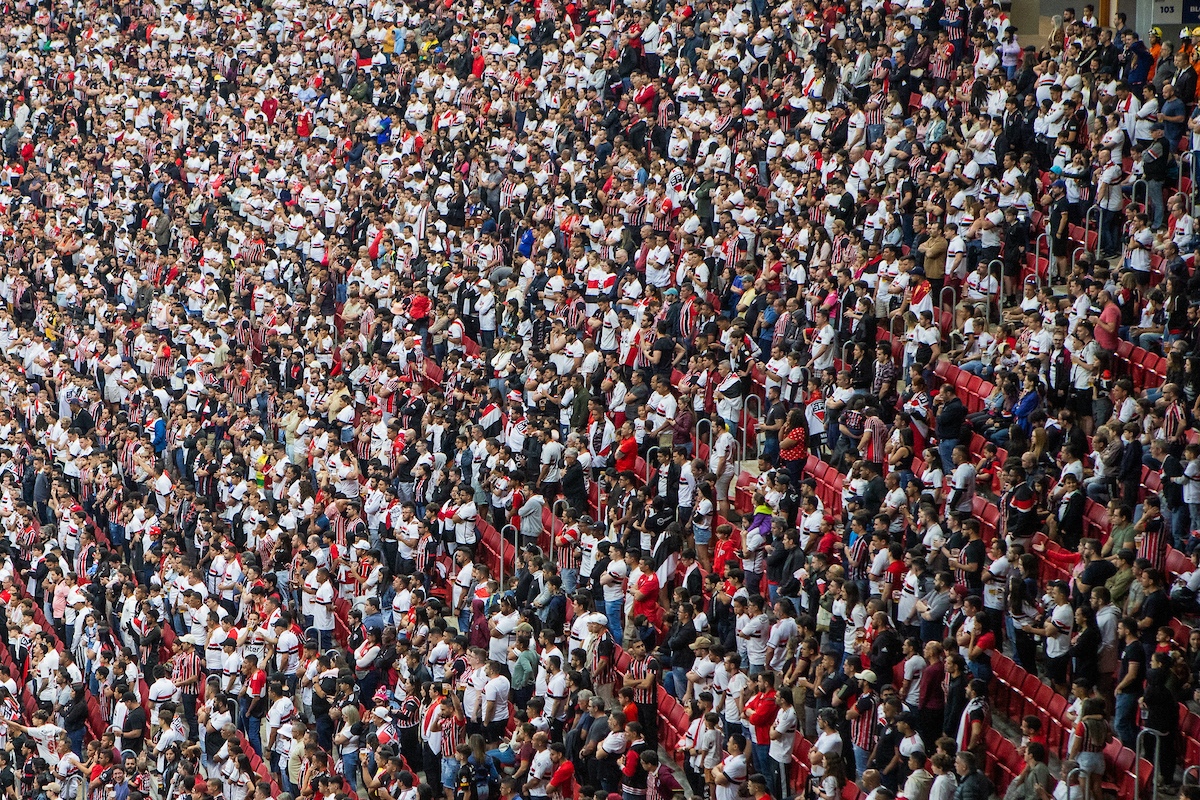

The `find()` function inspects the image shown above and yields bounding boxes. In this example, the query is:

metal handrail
[890,313,906,343]
[551,498,572,562]
[1066,767,1086,800]
[985,259,1004,329]
[742,394,763,459]
[938,285,958,312]
[840,341,855,370]
[1084,204,1101,258]
[500,524,517,588]
[1035,232,1051,284]
[1134,727,1167,800]
[1179,151,1193,196]
[646,445,661,484]
[1184,765,1199,787]
[696,417,713,457]
[596,487,607,529]
[1131,179,1148,213]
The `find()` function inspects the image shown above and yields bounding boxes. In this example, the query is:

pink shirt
[52,582,70,618]
[1095,302,1120,351]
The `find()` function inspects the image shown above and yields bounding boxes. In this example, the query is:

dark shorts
[1045,653,1069,684]
[482,719,506,743]
[484,719,508,742]
[1073,388,1094,419]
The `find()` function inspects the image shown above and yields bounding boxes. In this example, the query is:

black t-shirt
[1139,589,1172,646]
[1118,639,1146,696]
[1161,456,1184,508]
[652,336,675,378]
[961,538,987,591]
[765,403,787,442]
[1076,559,1118,602]
[872,723,901,769]
[312,672,337,717]
[816,671,847,712]
[123,706,147,753]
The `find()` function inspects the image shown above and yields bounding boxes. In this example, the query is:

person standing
[1114,616,1146,748]
[624,637,661,753]
[932,385,967,475]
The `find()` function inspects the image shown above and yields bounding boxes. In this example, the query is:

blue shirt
[1162,97,1187,147]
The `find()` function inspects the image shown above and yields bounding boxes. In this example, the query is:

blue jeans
[341,751,359,783]
[1168,504,1189,549]
[562,568,578,596]
[1115,692,1138,748]
[666,666,689,699]
[246,714,262,756]
[751,743,771,786]
[68,726,85,757]
[605,598,624,644]
[1147,179,1165,230]
[854,745,871,777]
[938,438,959,477]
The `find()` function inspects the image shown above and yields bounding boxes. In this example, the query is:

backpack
[471,755,500,800]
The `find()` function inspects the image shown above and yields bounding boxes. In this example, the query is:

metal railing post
[1066,767,1086,800]
[840,343,859,371]
[938,285,958,312]
[500,524,517,588]
[1131,179,1148,212]
[1035,232,1051,283]
[743,394,762,460]
[646,446,661,484]
[1135,727,1167,800]
[986,259,1005,329]
[890,314,906,342]
[1184,765,1200,788]
[1179,152,1192,196]
[1084,204,1101,258]
[551,498,571,562]
[696,418,713,457]
[1070,767,1089,800]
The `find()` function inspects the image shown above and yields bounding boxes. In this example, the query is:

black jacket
[562,461,589,515]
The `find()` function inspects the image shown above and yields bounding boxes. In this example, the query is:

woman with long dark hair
[1009,553,1041,670]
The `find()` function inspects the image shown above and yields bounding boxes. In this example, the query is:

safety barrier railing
[1084,204,1101,259]
[1134,727,1167,800]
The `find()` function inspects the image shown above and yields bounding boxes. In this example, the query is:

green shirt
[511,647,539,689]
[1107,523,1137,555]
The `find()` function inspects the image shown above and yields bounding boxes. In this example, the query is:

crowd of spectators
[5,1,1200,800]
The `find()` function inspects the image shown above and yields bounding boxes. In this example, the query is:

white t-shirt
[528,748,554,797]
[603,559,628,602]
[489,610,519,662]
[769,705,797,763]
[313,581,335,631]
[1046,601,1074,658]
[715,753,747,800]
[813,324,836,370]
[267,696,295,755]
[483,675,511,722]
[903,655,926,707]
[952,462,976,513]
[723,671,750,723]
